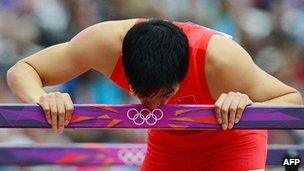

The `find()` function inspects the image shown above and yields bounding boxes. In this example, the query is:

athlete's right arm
[6,20,135,132]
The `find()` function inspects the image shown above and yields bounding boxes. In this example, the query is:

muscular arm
[7,19,137,103]
[206,35,303,105]
[205,35,302,129]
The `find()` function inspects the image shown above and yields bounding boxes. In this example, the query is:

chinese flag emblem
[175,95,196,104]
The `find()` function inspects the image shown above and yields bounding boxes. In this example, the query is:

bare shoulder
[204,33,301,103]
[71,19,137,41]
[70,18,138,51]
[69,19,138,76]
[73,19,138,42]
[206,35,250,67]
[205,34,256,98]
[107,19,139,40]
[205,34,253,69]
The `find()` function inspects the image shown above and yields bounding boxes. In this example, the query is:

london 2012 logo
[126,108,163,126]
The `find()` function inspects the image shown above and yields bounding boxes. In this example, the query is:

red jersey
[110,19,267,171]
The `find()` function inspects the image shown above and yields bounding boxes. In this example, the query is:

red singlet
[110,19,267,171]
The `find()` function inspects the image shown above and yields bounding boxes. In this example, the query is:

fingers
[35,92,74,133]
[55,92,65,133]
[48,93,58,132]
[38,95,51,124]
[63,93,74,126]
[227,94,240,129]
[214,92,253,130]
[235,95,253,124]
[221,93,233,130]
[214,94,226,124]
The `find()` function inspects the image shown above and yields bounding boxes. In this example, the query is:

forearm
[7,62,47,103]
[260,91,303,105]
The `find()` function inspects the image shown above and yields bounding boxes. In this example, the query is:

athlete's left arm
[205,35,303,129]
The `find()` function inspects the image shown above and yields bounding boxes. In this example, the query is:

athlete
[7,19,302,170]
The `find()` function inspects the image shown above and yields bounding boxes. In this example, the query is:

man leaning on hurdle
[7,19,303,170]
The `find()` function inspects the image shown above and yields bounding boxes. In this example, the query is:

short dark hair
[122,19,189,97]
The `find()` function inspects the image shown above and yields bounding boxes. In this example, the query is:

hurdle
[0,143,302,167]
[1,103,304,170]
[0,104,303,129]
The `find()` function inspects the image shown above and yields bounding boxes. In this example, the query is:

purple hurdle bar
[0,104,304,129]
[0,143,301,166]
[0,143,146,166]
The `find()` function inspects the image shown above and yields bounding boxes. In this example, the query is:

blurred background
[0,0,303,170]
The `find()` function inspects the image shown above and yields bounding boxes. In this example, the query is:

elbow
[6,63,20,90]
[7,61,45,88]
[7,62,30,89]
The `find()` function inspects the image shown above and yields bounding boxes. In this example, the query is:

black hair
[122,19,189,97]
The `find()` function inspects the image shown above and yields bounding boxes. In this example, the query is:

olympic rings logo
[127,108,163,126]
[117,148,146,166]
